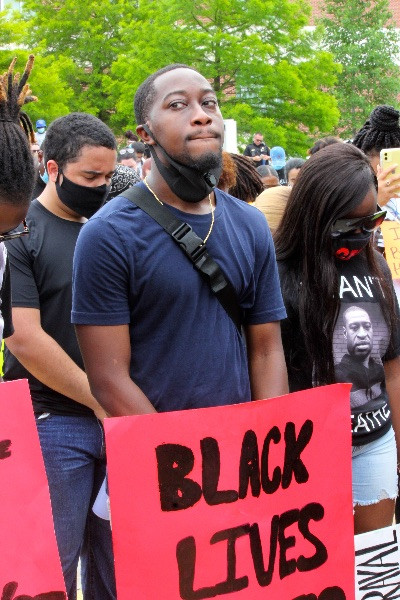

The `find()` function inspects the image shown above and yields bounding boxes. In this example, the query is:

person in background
[217,151,237,193]
[275,143,400,535]
[352,105,400,210]
[35,118,47,146]
[229,153,264,203]
[117,146,137,170]
[243,132,270,165]
[256,165,280,189]
[285,157,305,187]
[308,136,343,156]
[124,129,138,145]
[270,146,286,184]
[106,163,140,202]
[131,141,146,178]
[254,185,291,233]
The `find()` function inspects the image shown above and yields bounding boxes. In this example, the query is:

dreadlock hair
[217,151,237,192]
[134,64,197,125]
[274,143,396,387]
[42,112,117,171]
[0,55,36,206]
[229,154,264,203]
[352,105,400,157]
[308,136,342,156]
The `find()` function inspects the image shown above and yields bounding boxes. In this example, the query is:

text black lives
[156,419,347,599]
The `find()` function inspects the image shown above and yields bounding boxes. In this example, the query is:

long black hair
[274,143,395,385]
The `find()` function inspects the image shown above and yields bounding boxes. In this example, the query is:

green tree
[319,0,400,137]
[15,0,138,122]
[106,0,341,155]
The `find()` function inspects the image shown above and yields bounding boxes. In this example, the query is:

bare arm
[75,323,156,417]
[245,321,288,401]
[384,356,400,462]
[5,307,107,419]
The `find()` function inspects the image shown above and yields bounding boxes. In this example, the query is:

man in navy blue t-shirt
[72,64,288,416]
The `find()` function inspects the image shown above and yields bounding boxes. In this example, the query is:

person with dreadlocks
[0,55,36,345]
[228,153,264,203]
[275,142,400,535]
[353,105,400,210]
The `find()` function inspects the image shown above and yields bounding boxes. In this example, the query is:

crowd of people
[2,55,400,599]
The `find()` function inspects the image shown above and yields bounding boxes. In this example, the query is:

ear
[46,159,59,183]
[136,123,156,146]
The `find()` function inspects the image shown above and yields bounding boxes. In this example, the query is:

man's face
[59,144,117,188]
[343,308,373,358]
[253,134,263,146]
[31,143,42,169]
[146,68,224,172]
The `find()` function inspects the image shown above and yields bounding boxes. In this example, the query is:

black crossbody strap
[120,185,242,333]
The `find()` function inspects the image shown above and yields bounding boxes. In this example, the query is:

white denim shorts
[352,427,398,506]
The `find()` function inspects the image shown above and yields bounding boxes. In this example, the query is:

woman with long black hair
[275,142,400,534]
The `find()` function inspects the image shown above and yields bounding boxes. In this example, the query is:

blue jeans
[36,413,116,600]
[352,427,398,506]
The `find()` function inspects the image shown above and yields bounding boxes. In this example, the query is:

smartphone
[380,148,400,185]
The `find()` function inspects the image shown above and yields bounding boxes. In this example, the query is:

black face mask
[56,171,110,218]
[143,125,222,203]
[332,231,372,261]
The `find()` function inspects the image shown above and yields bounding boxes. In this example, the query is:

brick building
[308,0,400,26]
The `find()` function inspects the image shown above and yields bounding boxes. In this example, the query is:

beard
[173,147,223,173]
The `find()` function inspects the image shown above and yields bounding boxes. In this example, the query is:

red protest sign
[105,384,354,600]
[0,379,66,599]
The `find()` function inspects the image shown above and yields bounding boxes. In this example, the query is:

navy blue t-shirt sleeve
[72,217,131,325]
[241,210,286,325]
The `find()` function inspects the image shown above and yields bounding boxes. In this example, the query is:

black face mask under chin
[143,126,222,203]
[56,171,110,218]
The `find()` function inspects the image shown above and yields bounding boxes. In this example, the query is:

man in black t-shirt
[335,306,385,407]
[4,113,117,600]
[243,132,271,165]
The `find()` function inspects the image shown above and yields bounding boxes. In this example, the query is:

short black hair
[42,112,116,170]
[0,55,36,206]
[256,165,278,178]
[285,158,305,178]
[134,64,197,125]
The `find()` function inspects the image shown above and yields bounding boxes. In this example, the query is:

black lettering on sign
[282,420,313,489]
[201,438,238,505]
[156,420,314,511]
[355,528,400,596]
[156,444,202,511]
[176,503,328,599]
[1,582,66,600]
[292,587,346,600]
[0,440,11,460]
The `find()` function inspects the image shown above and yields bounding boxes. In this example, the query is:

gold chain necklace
[143,177,215,244]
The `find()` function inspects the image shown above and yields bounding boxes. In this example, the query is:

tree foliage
[3,0,341,155]
[319,0,400,137]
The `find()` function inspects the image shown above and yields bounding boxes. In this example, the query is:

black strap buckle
[171,223,206,264]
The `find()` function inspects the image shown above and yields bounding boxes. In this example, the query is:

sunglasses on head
[119,148,135,156]
[0,220,30,243]
[331,209,386,238]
